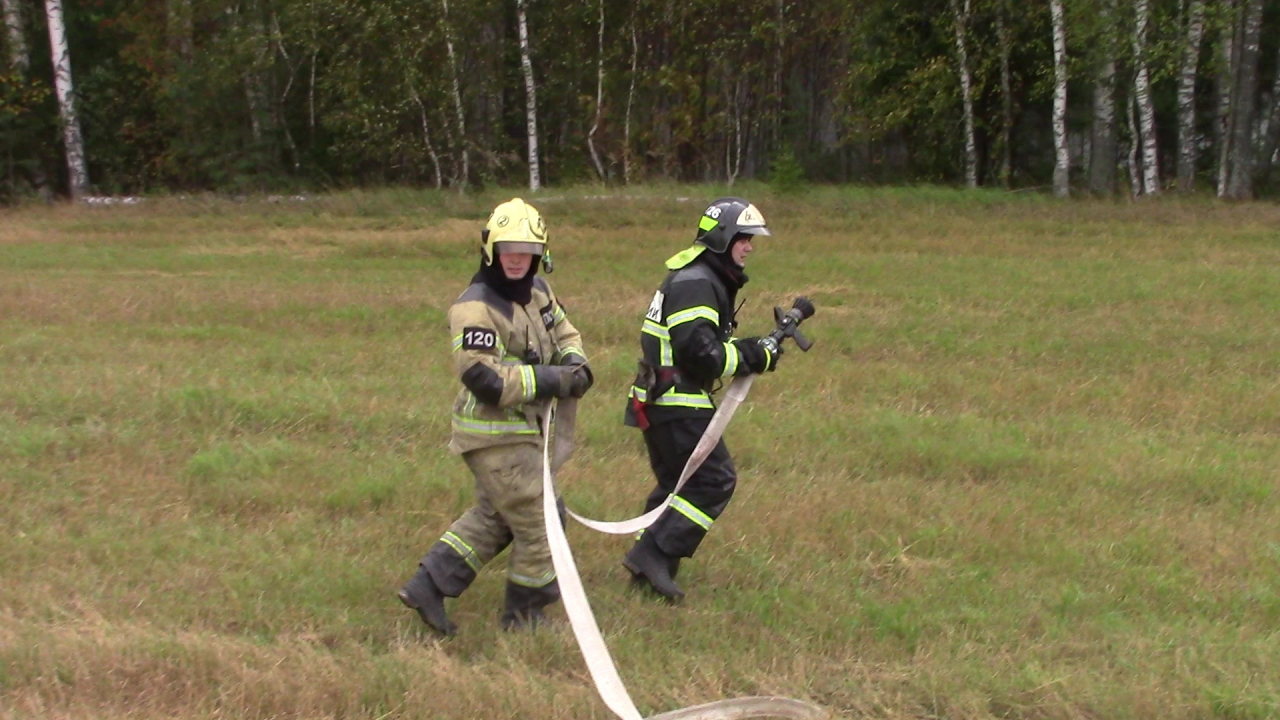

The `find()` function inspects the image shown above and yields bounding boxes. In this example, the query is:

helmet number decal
[704,205,722,219]
[645,291,665,322]
[461,326,498,351]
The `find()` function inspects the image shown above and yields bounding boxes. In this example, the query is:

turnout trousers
[420,443,558,603]
[639,416,738,559]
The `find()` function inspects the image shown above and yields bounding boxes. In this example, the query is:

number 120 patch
[461,326,498,350]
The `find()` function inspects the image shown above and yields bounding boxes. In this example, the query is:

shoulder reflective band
[565,375,754,535]
[540,405,825,720]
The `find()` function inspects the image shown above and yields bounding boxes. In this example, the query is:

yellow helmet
[481,198,548,266]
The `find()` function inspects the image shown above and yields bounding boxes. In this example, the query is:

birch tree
[515,0,540,191]
[3,0,28,73]
[1131,0,1159,194]
[1088,0,1118,195]
[1175,0,1205,192]
[1051,0,1069,197]
[1224,0,1263,199]
[1126,93,1141,196]
[440,0,468,189]
[44,0,88,198]
[623,19,637,185]
[586,0,606,182]
[949,0,977,187]
[410,89,444,189]
[1215,0,1239,197]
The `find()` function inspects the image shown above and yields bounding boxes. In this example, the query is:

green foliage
[5,0,1280,196]
[0,70,54,199]
[769,146,805,193]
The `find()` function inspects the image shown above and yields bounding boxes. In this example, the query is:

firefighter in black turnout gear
[622,197,784,601]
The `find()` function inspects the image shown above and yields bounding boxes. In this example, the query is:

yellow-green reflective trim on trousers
[667,306,719,328]
[509,569,557,588]
[452,414,539,435]
[669,495,714,530]
[629,386,715,409]
[441,531,483,572]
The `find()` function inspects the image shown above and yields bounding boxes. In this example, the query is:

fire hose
[566,297,816,535]
[541,298,823,719]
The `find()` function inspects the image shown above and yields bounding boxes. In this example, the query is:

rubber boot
[629,555,680,586]
[623,532,685,602]
[398,565,457,636]
[499,580,559,631]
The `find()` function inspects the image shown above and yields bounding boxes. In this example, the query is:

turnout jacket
[448,276,586,454]
[624,245,751,428]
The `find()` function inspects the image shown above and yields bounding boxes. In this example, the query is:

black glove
[567,364,592,398]
[558,354,594,398]
[533,364,586,399]
[733,336,783,374]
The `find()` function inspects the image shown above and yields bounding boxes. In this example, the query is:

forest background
[4,0,1280,201]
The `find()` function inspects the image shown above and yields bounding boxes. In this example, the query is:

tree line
[2,0,1279,200]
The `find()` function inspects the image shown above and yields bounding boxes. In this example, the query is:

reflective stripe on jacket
[624,246,747,427]
[448,276,585,454]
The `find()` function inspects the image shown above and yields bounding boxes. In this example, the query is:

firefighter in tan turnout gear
[398,198,593,635]
[622,197,791,602]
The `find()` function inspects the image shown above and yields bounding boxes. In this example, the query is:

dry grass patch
[3,187,1280,719]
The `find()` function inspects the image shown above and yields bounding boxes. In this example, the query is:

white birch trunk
[1225,0,1263,199]
[441,0,468,189]
[1216,0,1240,197]
[1127,93,1141,197]
[1051,0,1070,197]
[410,89,444,189]
[270,12,300,172]
[1085,0,1116,194]
[726,77,745,186]
[623,21,637,185]
[516,0,540,191]
[44,0,88,198]
[1089,59,1118,194]
[586,0,606,181]
[1175,0,1205,191]
[1132,0,1159,194]
[3,0,28,73]
[950,0,977,187]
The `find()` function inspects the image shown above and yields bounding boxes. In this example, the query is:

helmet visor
[738,225,772,237]
[493,240,544,256]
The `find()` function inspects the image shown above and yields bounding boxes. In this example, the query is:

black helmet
[693,197,772,253]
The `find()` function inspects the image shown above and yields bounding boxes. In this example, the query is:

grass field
[2,186,1279,720]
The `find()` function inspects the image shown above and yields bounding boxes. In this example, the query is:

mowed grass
[2,186,1279,720]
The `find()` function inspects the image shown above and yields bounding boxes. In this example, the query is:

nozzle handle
[768,296,816,352]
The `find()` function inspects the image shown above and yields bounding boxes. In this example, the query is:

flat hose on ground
[646,697,827,720]
[542,402,826,720]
